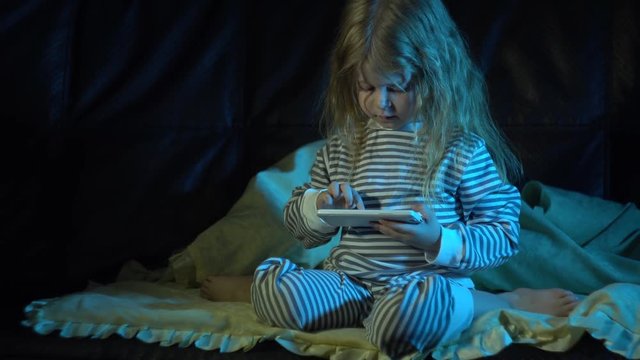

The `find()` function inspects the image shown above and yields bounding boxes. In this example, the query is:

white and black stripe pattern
[252,124,520,355]
[363,273,453,356]
[284,126,520,283]
[251,257,464,357]
[251,257,373,331]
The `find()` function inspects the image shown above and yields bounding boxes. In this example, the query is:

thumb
[317,191,335,209]
[411,203,432,220]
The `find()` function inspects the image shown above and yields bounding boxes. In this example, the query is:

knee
[250,257,306,330]
[252,257,296,286]
[365,275,465,357]
[250,256,294,308]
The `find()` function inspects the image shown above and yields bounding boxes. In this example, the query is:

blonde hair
[322,0,522,200]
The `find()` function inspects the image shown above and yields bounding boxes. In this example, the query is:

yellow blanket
[23,280,639,359]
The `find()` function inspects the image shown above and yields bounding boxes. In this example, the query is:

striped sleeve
[447,139,521,272]
[283,144,340,248]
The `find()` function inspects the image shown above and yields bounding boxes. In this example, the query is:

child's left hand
[374,204,442,252]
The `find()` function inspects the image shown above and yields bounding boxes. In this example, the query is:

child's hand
[374,204,441,251]
[316,182,365,210]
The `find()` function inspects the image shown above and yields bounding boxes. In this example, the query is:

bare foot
[498,288,580,317]
[199,275,253,302]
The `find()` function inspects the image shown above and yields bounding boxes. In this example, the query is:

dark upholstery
[2,0,638,358]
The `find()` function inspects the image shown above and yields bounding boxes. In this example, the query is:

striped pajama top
[284,122,521,287]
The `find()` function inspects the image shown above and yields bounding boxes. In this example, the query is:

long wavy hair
[322,0,522,200]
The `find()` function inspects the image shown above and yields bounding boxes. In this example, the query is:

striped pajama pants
[251,257,474,357]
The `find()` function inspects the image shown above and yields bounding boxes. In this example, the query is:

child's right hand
[316,181,365,210]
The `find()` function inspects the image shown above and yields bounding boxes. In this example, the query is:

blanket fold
[472,181,640,295]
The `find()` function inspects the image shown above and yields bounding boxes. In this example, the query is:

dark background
[1,0,638,358]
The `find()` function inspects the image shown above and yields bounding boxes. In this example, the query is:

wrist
[425,226,463,267]
[430,226,442,252]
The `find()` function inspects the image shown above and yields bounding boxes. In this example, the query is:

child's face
[357,64,416,130]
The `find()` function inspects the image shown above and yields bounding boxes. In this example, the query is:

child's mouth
[375,116,401,129]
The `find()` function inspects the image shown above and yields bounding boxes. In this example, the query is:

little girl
[203,0,579,356]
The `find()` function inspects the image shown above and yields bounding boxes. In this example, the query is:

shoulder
[321,135,346,154]
[439,133,512,195]
[314,135,351,163]
[326,134,344,148]
[437,131,498,186]
[445,131,488,160]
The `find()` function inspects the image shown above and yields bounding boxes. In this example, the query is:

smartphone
[317,209,423,227]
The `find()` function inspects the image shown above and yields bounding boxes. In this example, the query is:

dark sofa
[2,0,638,358]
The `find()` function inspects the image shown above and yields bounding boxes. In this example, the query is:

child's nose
[376,88,391,109]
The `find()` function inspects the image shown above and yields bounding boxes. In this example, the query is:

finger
[378,219,408,234]
[317,191,334,209]
[327,182,341,198]
[339,183,354,208]
[390,222,414,233]
[353,191,365,210]
[376,222,408,240]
